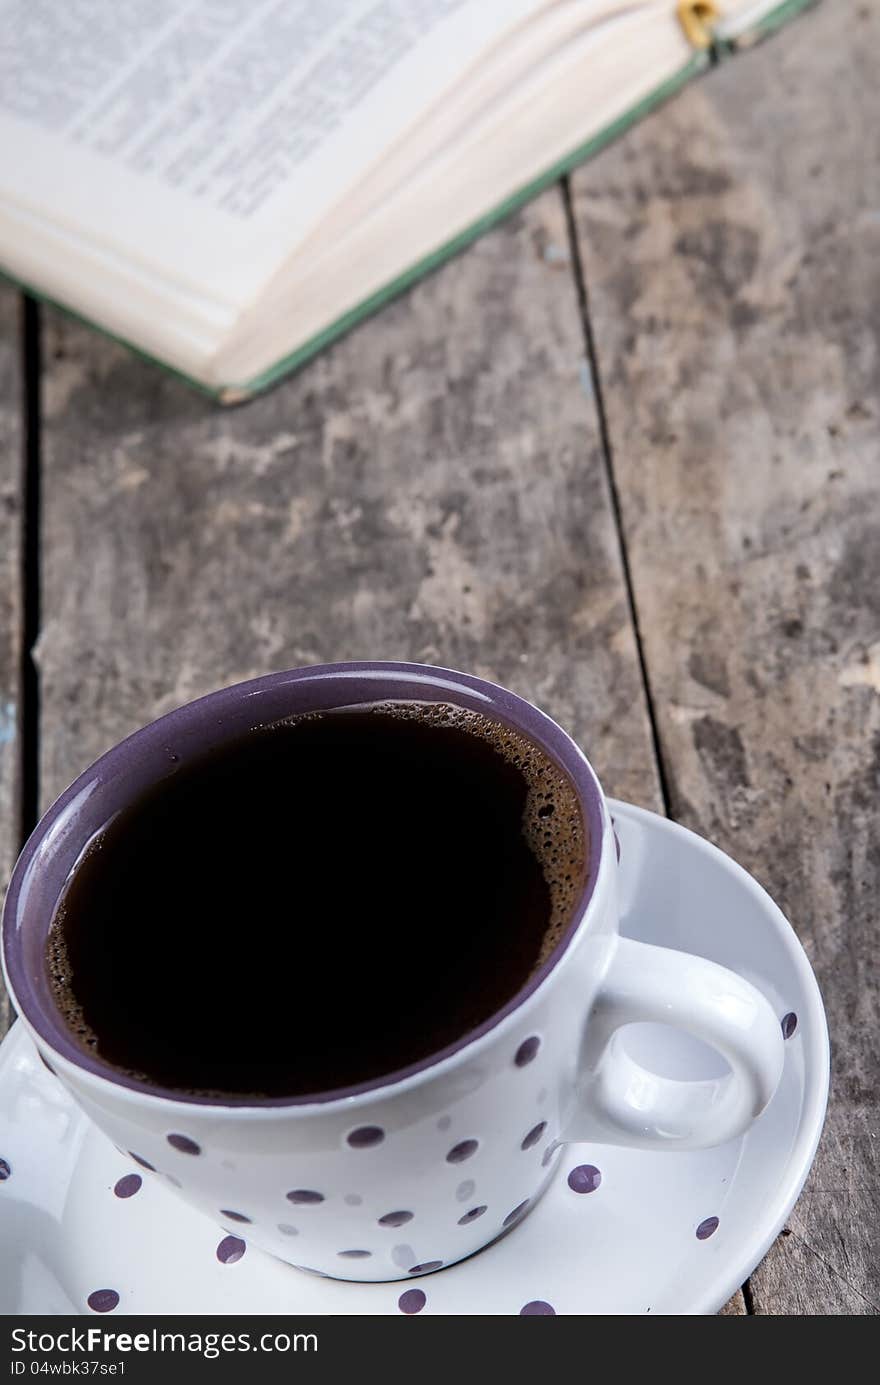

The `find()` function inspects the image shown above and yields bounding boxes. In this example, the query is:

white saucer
[0,801,828,1316]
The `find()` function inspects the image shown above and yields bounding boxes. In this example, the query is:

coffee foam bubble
[362,700,588,973]
[47,837,158,1083]
[47,842,103,1057]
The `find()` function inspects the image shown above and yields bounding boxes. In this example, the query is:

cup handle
[564,937,785,1150]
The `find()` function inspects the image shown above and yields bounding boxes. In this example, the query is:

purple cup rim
[1,662,605,1107]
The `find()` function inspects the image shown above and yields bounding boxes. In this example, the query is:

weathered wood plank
[571,0,880,1315]
[0,287,22,1037]
[37,191,660,810]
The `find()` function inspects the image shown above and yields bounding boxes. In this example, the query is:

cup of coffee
[1,663,784,1282]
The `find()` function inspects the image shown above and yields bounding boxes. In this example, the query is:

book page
[0,0,543,312]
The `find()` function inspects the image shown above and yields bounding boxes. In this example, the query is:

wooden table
[1,1,876,1315]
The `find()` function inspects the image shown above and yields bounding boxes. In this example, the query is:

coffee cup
[1,662,784,1282]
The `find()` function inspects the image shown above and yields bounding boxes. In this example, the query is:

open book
[0,0,808,401]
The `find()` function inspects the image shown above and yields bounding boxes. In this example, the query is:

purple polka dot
[408,1261,443,1275]
[379,1210,413,1227]
[457,1205,487,1225]
[277,1223,298,1236]
[567,1164,601,1194]
[515,1036,541,1067]
[167,1133,201,1156]
[113,1174,141,1199]
[392,1244,416,1268]
[338,1249,371,1258]
[455,1179,475,1202]
[286,1189,324,1204]
[521,1121,547,1151]
[87,1289,119,1313]
[446,1139,479,1164]
[347,1126,384,1149]
[503,1199,530,1227]
[520,1300,556,1315]
[696,1216,719,1240]
[0,1158,11,1181]
[217,1235,246,1264]
[128,1151,155,1171]
[782,1012,798,1039]
[542,1141,561,1168]
[398,1289,426,1314]
[220,1209,252,1223]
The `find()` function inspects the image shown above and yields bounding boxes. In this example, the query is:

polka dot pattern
[696,1216,719,1241]
[166,1133,201,1155]
[398,1289,426,1314]
[344,1193,362,1207]
[379,1210,413,1228]
[782,1012,798,1039]
[286,1189,324,1204]
[503,1199,530,1227]
[128,1151,155,1171]
[217,1235,246,1264]
[446,1139,478,1164]
[567,1164,601,1194]
[455,1180,476,1203]
[338,1249,371,1259]
[457,1205,487,1225]
[521,1121,547,1151]
[515,1036,541,1067]
[0,1157,10,1181]
[220,1209,251,1223]
[113,1174,142,1199]
[408,1260,443,1275]
[87,1289,119,1313]
[277,1223,299,1236]
[520,1301,556,1315]
[347,1126,385,1149]
[436,1115,452,1132]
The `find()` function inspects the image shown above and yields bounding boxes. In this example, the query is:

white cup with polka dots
[2,663,785,1283]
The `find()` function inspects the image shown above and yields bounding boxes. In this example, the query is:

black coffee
[47,702,586,1099]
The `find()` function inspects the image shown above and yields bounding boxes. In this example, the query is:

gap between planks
[559,177,752,1319]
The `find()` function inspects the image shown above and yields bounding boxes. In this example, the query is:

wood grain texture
[37,191,660,810]
[571,0,879,1315]
[0,287,22,1037]
[718,1291,747,1316]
